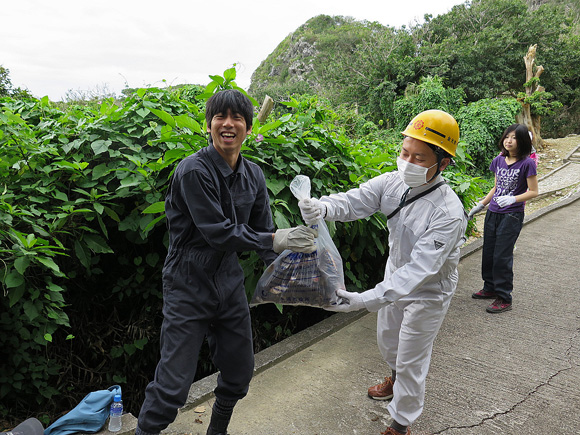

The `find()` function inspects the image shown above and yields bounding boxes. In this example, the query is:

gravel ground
[536,134,580,178]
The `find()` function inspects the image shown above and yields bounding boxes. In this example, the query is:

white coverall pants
[320,172,466,426]
[378,295,452,426]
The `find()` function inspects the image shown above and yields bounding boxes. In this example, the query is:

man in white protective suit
[299,110,467,435]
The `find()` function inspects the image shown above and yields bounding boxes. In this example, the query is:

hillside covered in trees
[249,0,580,139]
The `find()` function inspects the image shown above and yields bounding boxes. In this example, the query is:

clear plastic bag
[251,175,345,308]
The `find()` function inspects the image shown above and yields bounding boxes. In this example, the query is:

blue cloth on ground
[44,385,121,435]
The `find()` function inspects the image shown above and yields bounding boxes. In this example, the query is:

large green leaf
[36,257,61,273]
[142,201,165,214]
[74,240,90,269]
[148,107,176,128]
[23,300,40,322]
[91,139,112,155]
[266,179,287,196]
[14,256,31,274]
[273,210,290,229]
[174,114,201,133]
[83,234,113,254]
[5,270,25,288]
[8,284,26,307]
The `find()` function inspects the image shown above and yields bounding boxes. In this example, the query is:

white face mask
[397,157,437,187]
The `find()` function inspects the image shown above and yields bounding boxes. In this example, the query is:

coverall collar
[208,141,247,179]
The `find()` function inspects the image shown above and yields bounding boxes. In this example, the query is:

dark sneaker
[381,427,411,435]
[472,289,496,299]
[368,376,394,400]
[486,297,512,313]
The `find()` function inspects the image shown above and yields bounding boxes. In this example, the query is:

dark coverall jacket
[137,142,278,434]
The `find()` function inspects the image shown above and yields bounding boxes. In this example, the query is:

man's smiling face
[207,108,252,160]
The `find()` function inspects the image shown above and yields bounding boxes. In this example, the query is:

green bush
[0,73,380,422]
[0,68,484,424]
[392,76,466,131]
[455,97,521,173]
[0,86,202,421]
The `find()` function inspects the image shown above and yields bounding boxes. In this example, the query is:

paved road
[113,189,580,435]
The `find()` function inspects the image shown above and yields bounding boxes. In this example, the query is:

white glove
[325,289,366,312]
[273,225,318,253]
[298,198,326,225]
[467,202,485,220]
[495,195,516,208]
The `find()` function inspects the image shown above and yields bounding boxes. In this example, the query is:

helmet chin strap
[426,153,445,184]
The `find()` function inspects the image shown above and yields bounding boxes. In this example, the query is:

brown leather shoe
[380,427,410,435]
[368,376,394,400]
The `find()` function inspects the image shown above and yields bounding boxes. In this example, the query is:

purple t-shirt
[489,155,537,213]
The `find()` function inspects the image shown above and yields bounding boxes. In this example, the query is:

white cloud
[1,0,466,101]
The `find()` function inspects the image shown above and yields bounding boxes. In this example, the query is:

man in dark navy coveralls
[135,89,317,435]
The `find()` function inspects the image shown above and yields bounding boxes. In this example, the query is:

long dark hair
[498,124,532,160]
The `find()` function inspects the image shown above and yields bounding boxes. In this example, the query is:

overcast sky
[2,0,466,101]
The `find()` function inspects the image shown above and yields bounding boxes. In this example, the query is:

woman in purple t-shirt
[467,124,539,313]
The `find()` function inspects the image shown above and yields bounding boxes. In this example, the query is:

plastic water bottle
[108,394,123,432]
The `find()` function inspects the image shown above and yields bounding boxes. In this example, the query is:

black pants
[481,211,524,303]
[136,249,254,435]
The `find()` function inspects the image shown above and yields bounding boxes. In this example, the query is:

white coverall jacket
[320,171,467,426]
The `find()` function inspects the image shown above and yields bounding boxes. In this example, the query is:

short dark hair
[498,124,532,159]
[205,89,254,129]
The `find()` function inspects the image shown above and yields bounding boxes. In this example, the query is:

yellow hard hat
[401,109,460,156]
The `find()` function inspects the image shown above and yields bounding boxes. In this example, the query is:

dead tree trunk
[257,95,274,124]
[516,44,545,150]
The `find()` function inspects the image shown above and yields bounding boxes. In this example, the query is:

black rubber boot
[206,398,236,435]
[206,425,228,435]
[206,417,229,435]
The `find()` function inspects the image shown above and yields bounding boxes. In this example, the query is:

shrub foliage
[0,69,483,424]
